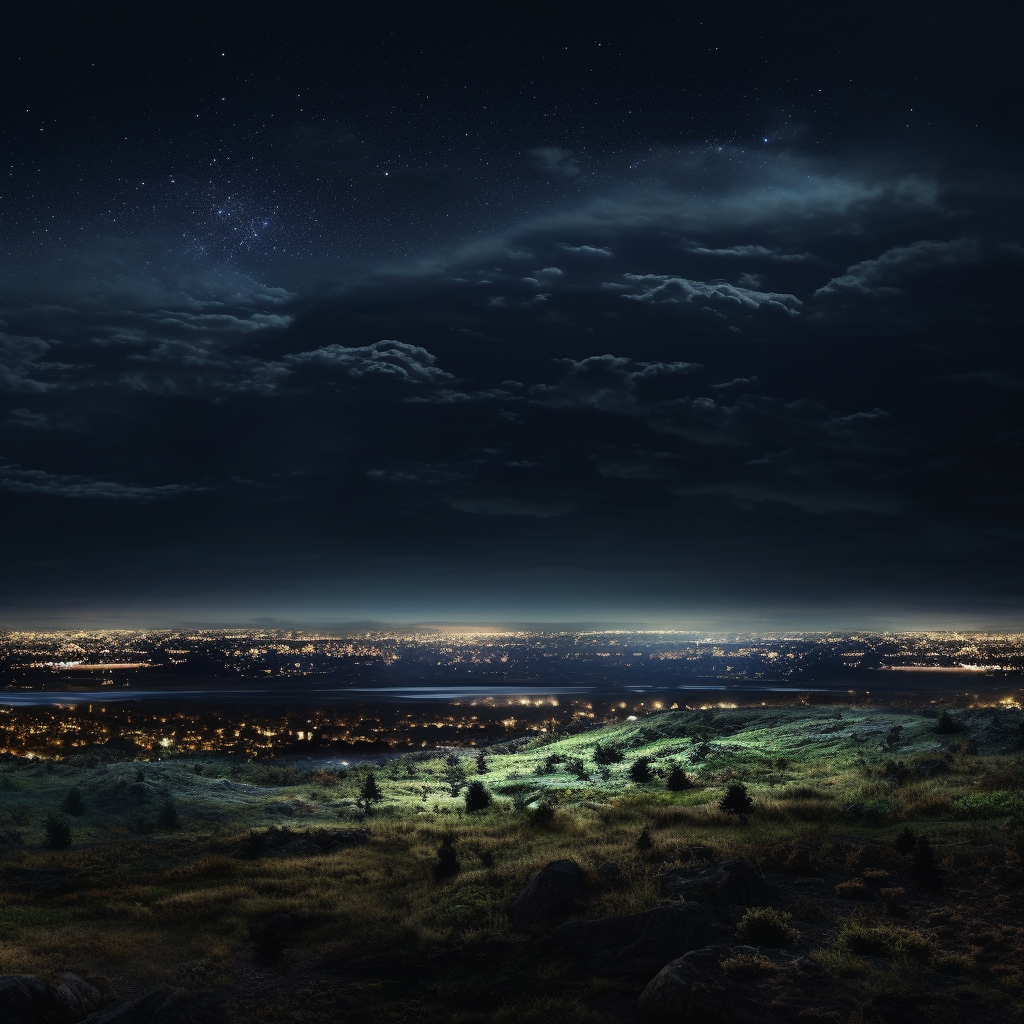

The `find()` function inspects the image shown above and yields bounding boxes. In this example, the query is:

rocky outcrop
[0,973,104,1024]
[554,903,718,975]
[510,859,585,927]
[638,944,803,1023]
[659,859,773,906]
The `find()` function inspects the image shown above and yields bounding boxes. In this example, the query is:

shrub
[666,765,692,791]
[593,743,623,765]
[719,783,754,821]
[629,757,654,784]
[464,781,491,813]
[157,799,180,830]
[44,812,72,850]
[935,710,963,735]
[883,725,904,751]
[636,826,653,851]
[61,786,85,816]
[880,887,906,915]
[893,827,917,855]
[834,878,870,900]
[531,801,556,828]
[838,924,935,961]
[564,757,590,781]
[433,834,460,882]
[735,907,800,947]
[475,753,488,774]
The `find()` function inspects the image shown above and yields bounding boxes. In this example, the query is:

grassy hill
[0,705,1021,1023]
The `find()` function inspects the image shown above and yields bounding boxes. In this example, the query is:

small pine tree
[475,752,488,774]
[464,780,491,813]
[44,812,72,850]
[360,772,383,804]
[629,757,654,783]
[61,786,85,816]
[636,826,653,851]
[666,765,692,791]
[442,760,467,797]
[157,799,180,830]
[893,827,917,855]
[433,835,460,882]
[719,783,754,822]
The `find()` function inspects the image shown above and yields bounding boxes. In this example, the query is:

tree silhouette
[442,760,467,797]
[360,772,383,804]
[433,835,460,882]
[44,813,72,850]
[61,786,85,816]
[666,765,692,791]
[719,783,754,822]
[464,780,491,813]
[629,756,654,783]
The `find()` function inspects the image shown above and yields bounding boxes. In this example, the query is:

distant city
[0,628,1020,758]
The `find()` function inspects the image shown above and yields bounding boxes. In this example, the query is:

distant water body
[0,676,1009,707]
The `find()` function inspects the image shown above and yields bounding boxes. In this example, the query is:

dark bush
[735,907,800,946]
[719,783,754,821]
[157,799,180,830]
[475,753,488,774]
[666,765,692,791]
[912,835,940,886]
[44,812,72,850]
[629,757,654,783]
[464,781,491,813]
[564,757,589,781]
[61,786,85,816]
[636,826,653,851]
[935,710,963,735]
[882,725,904,751]
[531,801,556,828]
[894,827,917,855]
[433,834,460,882]
[593,743,624,765]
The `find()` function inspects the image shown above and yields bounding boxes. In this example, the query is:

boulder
[0,973,103,1024]
[555,903,718,975]
[639,944,794,1023]
[510,859,585,927]
[659,859,773,906]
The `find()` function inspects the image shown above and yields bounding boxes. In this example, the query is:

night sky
[2,5,1022,629]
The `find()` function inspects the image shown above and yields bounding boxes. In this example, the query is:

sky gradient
[2,5,1022,629]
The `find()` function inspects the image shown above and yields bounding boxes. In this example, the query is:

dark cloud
[2,144,1024,625]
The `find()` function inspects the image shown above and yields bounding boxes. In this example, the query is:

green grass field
[1,705,1022,1023]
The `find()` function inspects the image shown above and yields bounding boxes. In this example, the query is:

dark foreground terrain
[1,704,1022,1023]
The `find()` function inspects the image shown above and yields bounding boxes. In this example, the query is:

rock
[659,859,774,906]
[510,859,585,927]
[555,903,718,975]
[639,944,812,1023]
[0,973,103,1024]
[48,973,104,1019]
